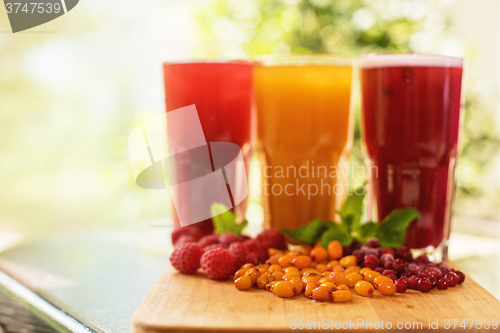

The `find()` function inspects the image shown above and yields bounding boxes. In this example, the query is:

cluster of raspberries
[169,226,285,280]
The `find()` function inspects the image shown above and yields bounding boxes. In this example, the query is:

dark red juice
[360,55,463,249]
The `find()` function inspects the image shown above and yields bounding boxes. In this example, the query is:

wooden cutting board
[132,263,500,332]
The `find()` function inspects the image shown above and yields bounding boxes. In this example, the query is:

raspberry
[380,253,395,263]
[218,232,244,246]
[352,250,366,264]
[365,238,381,248]
[374,267,384,274]
[201,248,236,280]
[381,248,395,256]
[243,239,267,262]
[198,235,219,248]
[256,228,285,250]
[171,226,202,244]
[170,242,203,274]
[342,246,352,256]
[228,242,248,269]
[245,252,259,266]
[407,263,420,276]
[362,255,380,270]
[426,267,443,280]
[365,248,381,257]
[383,261,394,269]
[174,235,198,247]
[203,243,226,253]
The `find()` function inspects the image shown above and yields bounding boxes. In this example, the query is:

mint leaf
[281,219,330,244]
[356,222,379,244]
[210,203,248,235]
[337,211,354,233]
[376,208,420,248]
[338,189,365,233]
[321,223,353,247]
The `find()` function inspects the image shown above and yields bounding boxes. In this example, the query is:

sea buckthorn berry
[359,267,372,276]
[354,281,375,297]
[311,247,328,262]
[273,281,295,298]
[394,278,408,293]
[437,277,448,290]
[278,253,297,267]
[319,277,333,284]
[332,265,345,272]
[305,282,316,298]
[290,277,304,295]
[373,275,393,288]
[300,268,318,275]
[445,272,459,287]
[329,272,349,286]
[256,272,273,289]
[298,245,312,256]
[267,254,281,265]
[266,281,278,292]
[273,271,285,280]
[284,266,299,274]
[234,268,247,280]
[302,272,321,282]
[345,266,361,274]
[241,263,255,271]
[455,271,465,284]
[234,276,252,290]
[364,270,381,283]
[378,281,397,295]
[258,264,270,269]
[292,255,312,269]
[327,260,340,270]
[315,264,328,273]
[289,251,301,256]
[302,276,318,286]
[340,255,357,268]
[268,248,283,257]
[246,267,260,284]
[336,284,349,291]
[283,272,300,281]
[312,286,331,302]
[257,267,268,275]
[332,290,352,303]
[321,271,332,277]
[346,272,363,288]
[328,240,343,260]
[320,282,337,292]
[417,277,432,293]
[269,264,282,273]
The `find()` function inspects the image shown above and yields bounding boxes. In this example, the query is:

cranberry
[381,248,395,256]
[418,269,430,278]
[445,272,459,287]
[428,275,437,289]
[401,271,412,278]
[395,246,413,262]
[394,278,408,293]
[383,261,394,269]
[408,275,419,289]
[455,271,465,284]
[415,255,431,264]
[365,238,381,248]
[363,254,380,270]
[427,267,443,280]
[417,277,432,293]
[438,266,451,275]
[392,258,406,273]
[437,277,449,290]
[383,269,397,277]
[407,263,420,275]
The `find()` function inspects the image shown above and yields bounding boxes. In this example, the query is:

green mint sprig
[282,190,420,249]
[210,203,248,235]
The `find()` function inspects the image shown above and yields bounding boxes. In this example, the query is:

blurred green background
[1,0,500,245]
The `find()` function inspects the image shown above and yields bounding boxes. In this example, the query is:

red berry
[407,263,419,276]
[374,267,385,274]
[427,267,443,280]
[201,248,236,280]
[383,261,394,269]
[243,239,267,262]
[445,272,459,287]
[170,243,203,274]
[437,278,448,290]
[380,253,395,263]
[171,226,202,244]
[381,248,395,256]
[392,258,406,273]
[394,278,408,293]
[455,271,465,284]
[415,255,431,264]
[342,246,352,256]
[203,243,226,253]
[408,275,419,289]
[382,269,397,277]
[218,232,244,246]
[395,246,412,262]
[228,242,247,268]
[256,228,285,250]
[418,269,430,279]
[365,238,381,248]
[417,277,432,293]
[428,275,437,289]
[198,235,219,248]
[352,250,366,264]
[363,254,380,270]
[245,252,259,266]
[174,235,198,247]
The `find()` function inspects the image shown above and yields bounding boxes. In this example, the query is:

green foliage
[211,203,248,235]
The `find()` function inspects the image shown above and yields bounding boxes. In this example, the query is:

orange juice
[254,56,354,230]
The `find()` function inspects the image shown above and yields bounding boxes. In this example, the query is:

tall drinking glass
[163,61,253,235]
[254,55,354,230]
[360,54,463,259]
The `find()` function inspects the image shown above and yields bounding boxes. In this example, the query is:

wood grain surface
[132,263,500,333]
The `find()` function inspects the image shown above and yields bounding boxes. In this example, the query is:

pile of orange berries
[233,240,398,302]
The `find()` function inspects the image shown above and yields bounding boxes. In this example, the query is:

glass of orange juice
[254,55,355,230]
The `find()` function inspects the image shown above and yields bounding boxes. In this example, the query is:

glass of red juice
[163,61,253,235]
[360,54,464,260]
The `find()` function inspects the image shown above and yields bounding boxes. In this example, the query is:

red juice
[163,61,253,234]
[360,54,463,250]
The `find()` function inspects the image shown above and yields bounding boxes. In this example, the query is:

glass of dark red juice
[360,54,464,260]
[163,60,253,235]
